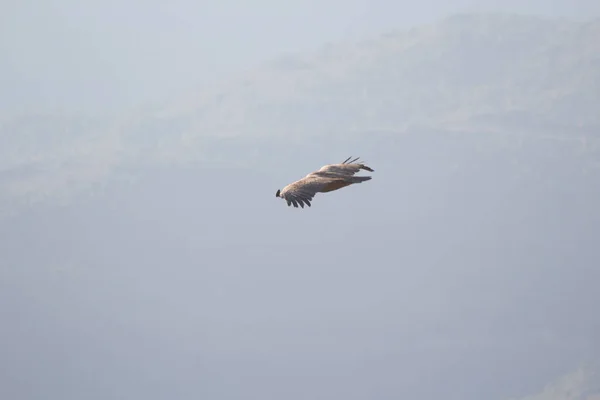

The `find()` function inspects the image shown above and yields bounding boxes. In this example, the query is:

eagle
[275,156,374,208]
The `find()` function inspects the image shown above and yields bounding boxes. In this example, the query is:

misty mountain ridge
[1,12,600,215]
[511,364,600,400]
[159,13,600,135]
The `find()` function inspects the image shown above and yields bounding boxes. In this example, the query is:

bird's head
[275,189,281,198]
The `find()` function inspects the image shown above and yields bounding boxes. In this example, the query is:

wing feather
[279,176,334,207]
[318,156,373,177]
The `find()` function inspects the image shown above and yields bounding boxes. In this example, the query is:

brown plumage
[275,156,374,208]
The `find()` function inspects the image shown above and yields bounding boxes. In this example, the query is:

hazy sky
[2,3,600,399]
[2,132,599,400]
[2,0,600,115]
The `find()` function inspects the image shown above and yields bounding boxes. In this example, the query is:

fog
[2,2,600,400]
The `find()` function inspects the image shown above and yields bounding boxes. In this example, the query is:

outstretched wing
[279,176,341,208]
[315,156,374,177]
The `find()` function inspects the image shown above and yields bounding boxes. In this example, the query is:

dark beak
[275,189,281,197]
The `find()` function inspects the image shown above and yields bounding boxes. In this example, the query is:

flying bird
[275,156,374,208]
